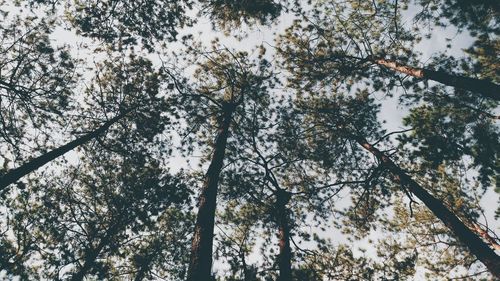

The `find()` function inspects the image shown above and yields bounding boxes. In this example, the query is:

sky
[173,4,500,279]
[0,1,498,280]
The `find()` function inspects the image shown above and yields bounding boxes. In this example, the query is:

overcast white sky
[1,1,498,280]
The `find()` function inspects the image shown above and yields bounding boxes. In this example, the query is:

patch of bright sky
[1,1,498,279]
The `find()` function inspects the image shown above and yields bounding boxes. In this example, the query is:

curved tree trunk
[373,58,500,101]
[187,103,235,281]
[353,135,500,277]
[0,111,130,191]
[276,190,292,281]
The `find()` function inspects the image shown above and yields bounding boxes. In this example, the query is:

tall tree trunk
[239,250,250,281]
[353,135,500,277]
[0,111,130,191]
[187,103,235,281]
[373,58,500,101]
[276,189,292,281]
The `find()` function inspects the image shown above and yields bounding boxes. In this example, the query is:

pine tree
[177,46,274,281]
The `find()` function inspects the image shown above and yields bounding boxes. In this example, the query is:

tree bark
[187,103,235,281]
[373,58,500,101]
[276,189,292,281]
[353,135,500,277]
[240,250,250,281]
[0,111,130,191]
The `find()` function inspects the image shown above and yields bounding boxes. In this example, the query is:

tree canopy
[0,0,499,280]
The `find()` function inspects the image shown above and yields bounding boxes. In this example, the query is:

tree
[27,0,195,51]
[0,12,79,167]
[0,147,192,279]
[0,110,129,190]
[275,2,500,276]
[0,48,188,279]
[199,0,283,33]
[276,1,500,100]
[175,46,273,281]
[214,202,261,281]
[292,93,500,276]
[28,0,286,51]
[370,57,499,100]
[408,0,499,37]
[381,196,493,279]
[353,134,500,276]
[1,52,172,192]
[1,0,498,279]
[216,85,385,280]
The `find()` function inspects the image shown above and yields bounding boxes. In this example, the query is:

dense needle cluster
[0,0,499,280]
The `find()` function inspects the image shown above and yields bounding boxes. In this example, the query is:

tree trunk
[0,111,130,191]
[187,103,235,281]
[276,189,292,281]
[353,135,500,277]
[240,250,250,281]
[373,58,500,101]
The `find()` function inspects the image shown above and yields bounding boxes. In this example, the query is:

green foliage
[0,137,193,279]
[380,198,491,279]
[67,0,194,51]
[0,14,79,163]
[465,36,500,83]
[400,89,499,187]
[171,44,275,160]
[1,0,498,280]
[410,0,499,37]
[78,52,174,155]
[200,0,282,32]
[276,0,419,94]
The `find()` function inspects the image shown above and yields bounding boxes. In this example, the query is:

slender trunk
[276,190,292,281]
[239,250,250,281]
[0,111,130,191]
[373,58,500,101]
[187,103,235,281]
[353,135,500,277]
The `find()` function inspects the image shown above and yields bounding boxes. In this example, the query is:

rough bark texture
[0,112,129,191]
[276,189,292,281]
[374,58,500,101]
[187,103,235,281]
[354,135,500,277]
[473,224,500,252]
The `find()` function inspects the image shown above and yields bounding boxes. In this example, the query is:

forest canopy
[0,0,499,280]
